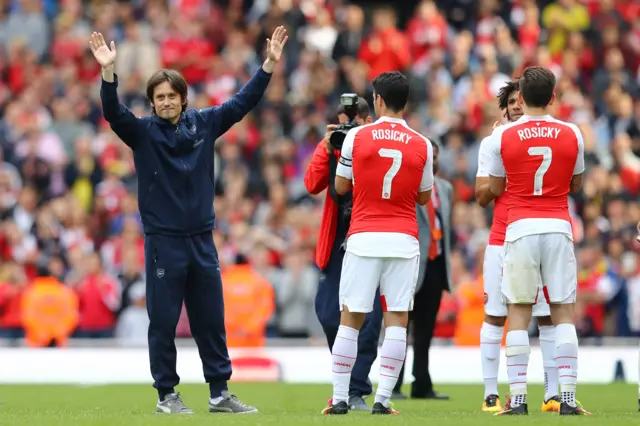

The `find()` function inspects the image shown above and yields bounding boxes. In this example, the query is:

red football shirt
[487,115,584,242]
[336,116,433,258]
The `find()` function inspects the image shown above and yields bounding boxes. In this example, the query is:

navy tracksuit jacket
[100,67,272,399]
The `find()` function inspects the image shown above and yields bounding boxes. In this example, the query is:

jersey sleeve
[486,132,506,177]
[572,125,585,175]
[419,138,434,192]
[336,127,356,180]
[476,137,491,177]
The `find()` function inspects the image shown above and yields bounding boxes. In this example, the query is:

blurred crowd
[0,0,639,346]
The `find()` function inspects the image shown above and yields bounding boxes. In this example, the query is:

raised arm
[202,26,288,136]
[90,32,142,149]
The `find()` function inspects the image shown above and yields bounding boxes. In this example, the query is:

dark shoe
[372,402,399,415]
[321,399,348,415]
[559,402,592,416]
[391,390,408,400]
[412,391,450,400]
[494,396,528,416]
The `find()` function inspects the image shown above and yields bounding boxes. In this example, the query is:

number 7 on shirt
[528,146,552,196]
[379,148,402,199]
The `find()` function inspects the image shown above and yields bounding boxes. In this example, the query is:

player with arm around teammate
[475,80,560,413]
[486,66,591,416]
[322,71,433,416]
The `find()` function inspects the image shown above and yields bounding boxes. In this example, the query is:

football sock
[331,325,358,404]
[506,330,530,407]
[374,326,407,408]
[538,325,559,401]
[556,323,578,407]
[480,322,503,398]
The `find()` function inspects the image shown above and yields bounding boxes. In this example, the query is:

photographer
[304,96,382,411]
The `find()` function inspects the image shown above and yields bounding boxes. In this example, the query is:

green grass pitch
[0,383,637,425]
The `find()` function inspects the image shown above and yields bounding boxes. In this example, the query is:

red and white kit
[477,137,550,317]
[486,115,584,305]
[336,116,433,313]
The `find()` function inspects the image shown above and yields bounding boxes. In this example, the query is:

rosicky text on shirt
[371,129,412,144]
[516,126,561,141]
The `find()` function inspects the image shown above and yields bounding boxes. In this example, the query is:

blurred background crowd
[0,0,639,346]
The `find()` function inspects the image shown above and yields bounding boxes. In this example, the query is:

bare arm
[335,176,352,195]
[417,190,431,206]
[475,177,495,207]
[489,176,507,196]
[570,173,583,193]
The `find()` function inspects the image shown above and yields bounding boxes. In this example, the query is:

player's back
[497,115,583,240]
[349,117,429,240]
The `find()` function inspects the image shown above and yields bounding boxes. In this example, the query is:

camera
[329,93,360,150]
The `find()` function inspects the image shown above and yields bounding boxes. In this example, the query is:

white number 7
[528,146,552,195]
[378,148,403,199]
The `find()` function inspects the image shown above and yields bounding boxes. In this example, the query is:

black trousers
[145,232,231,399]
[394,254,447,396]
[315,247,383,398]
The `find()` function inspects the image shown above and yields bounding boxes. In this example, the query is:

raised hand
[89,32,117,68]
[265,26,288,63]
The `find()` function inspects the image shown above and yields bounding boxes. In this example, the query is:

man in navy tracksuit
[90,27,288,414]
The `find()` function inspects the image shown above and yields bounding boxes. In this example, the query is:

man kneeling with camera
[304,95,383,411]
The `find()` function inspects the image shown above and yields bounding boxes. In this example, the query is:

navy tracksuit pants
[144,232,231,399]
[315,246,383,398]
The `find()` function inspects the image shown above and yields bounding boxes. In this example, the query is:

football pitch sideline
[0,383,637,425]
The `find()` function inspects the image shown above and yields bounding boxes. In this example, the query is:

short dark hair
[337,96,370,120]
[497,79,520,110]
[146,69,189,115]
[518,66,556,108]
[372,71,409,113]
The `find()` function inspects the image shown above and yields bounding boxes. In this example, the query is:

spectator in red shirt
[160,16,215,88]
[406,0,448,66]
[71,251,121,338]
[358,6,411,81]
[0,261,28,339]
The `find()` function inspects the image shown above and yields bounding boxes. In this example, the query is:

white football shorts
[483,244,550,317]
[502,233,577,305]
[339,251,420,313]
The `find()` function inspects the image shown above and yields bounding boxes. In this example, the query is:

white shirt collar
[375,116,407,125]
[520,114,552,120]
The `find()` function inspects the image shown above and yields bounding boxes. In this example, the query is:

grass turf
[0,383,637,425]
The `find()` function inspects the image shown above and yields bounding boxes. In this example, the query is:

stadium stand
[0,0,639,348]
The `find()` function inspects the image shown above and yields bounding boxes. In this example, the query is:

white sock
[556,323,578,407]
[331,325,359,403]
[506,330,530,407]
[374,326,407,408]
[538,325,558,401]
[638,348,640,399]
[480,322,503,398]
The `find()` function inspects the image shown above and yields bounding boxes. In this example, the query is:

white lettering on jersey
[516,127,561,140]
[371,129,412,144]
